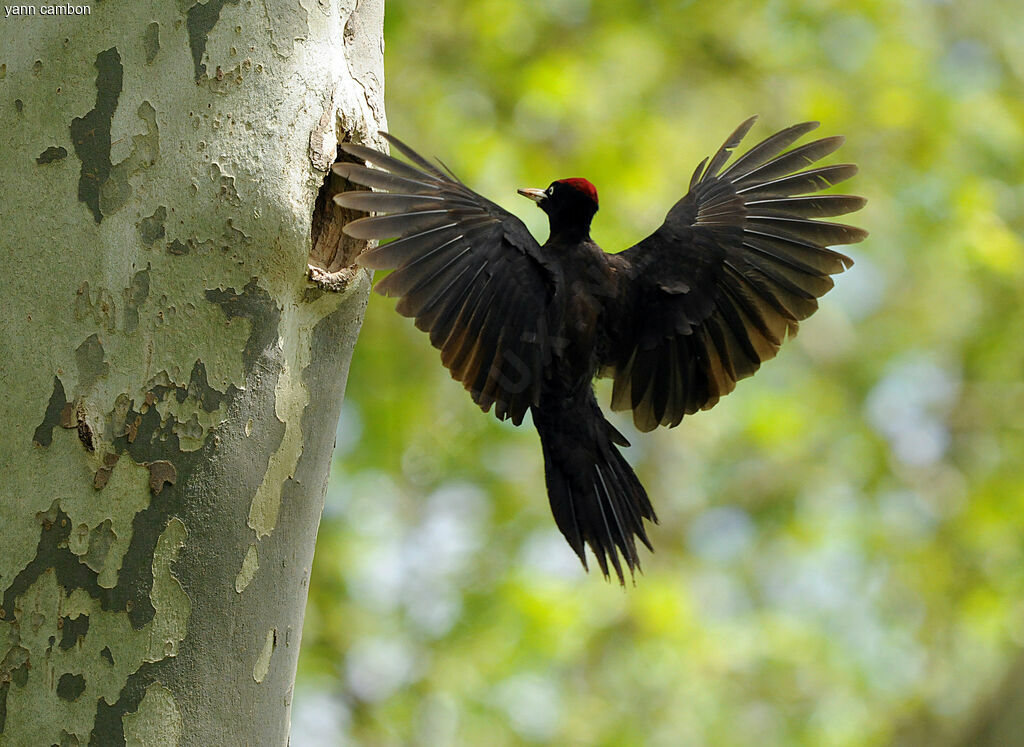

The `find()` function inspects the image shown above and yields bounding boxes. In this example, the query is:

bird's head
[518,178,599,239]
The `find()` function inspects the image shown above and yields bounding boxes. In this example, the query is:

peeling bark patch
[57,673,87,701]
[123,266,150,334]
[252,628,276,683]
[2,648,30,688]
[74,282,118,332]
[205,279,280,368]
[133,366,233,453]
[168,360,226,413]
[185,0,240,82]
[1,509,110,623]
[33,376,67,447]
[308,90,339,172]
[171,414,203,446]
[100,102,160,218]
[60,398,96,453]
[59,614,90,651]
[148,518,191,657]
[163,235,233,257]
[61,402,77,429]
[110,394,132,435]
[224,217,251,244]
[77,416,96,452]
[234,544,258,593]
[11,661,28,688]
[100,647,114,665]
[308,264,360,293]
[94,469,112,490]
[70,47,122,223]
[122,682,182,746]
[262,0,308,58]
[147,461,176,495]
[37,146,69,164]
[0,645,30,684]
[87,520,191,744]
[94,454,119,490]
[91,680,146,747]
[75,334,110,390]
[107,409,188,626]
[103,392,207,627]
[209,162,241,206]
[138,207,166,246]
[90,665,171,745]
[167,239,189,256]
[143,22,160,64]
[82,520,116,573]
[126,416,141,443]
[204,279,288,534]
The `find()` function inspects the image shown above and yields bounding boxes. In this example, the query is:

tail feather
[533,395,658,583]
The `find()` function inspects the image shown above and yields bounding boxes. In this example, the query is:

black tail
[532,393,658,583]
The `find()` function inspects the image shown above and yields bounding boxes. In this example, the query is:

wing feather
[610,119,866,431]
[335,134,554,425]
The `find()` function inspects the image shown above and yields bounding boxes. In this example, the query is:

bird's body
[334,118,866,582]
[542,241,614,386]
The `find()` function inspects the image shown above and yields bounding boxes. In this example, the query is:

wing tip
[338,141,365,159]
[340,215,377,239]
[333,191,360,209]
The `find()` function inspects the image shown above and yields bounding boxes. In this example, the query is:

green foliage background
[296,0,1024,744]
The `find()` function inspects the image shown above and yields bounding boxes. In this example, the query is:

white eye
[546,186,554,196]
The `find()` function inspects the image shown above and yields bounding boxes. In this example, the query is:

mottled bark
[0,1,384,743]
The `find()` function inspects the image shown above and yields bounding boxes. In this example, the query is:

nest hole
[309,143,368,278]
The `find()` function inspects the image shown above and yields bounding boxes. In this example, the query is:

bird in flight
[333,117,866,583]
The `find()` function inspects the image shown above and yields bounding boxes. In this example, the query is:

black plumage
[333,117,866,582]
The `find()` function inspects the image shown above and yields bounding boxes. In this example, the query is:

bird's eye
[546,186,554,196]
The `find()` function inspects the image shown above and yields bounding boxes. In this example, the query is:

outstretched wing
[608,117,867,432]
[334,134,555,425]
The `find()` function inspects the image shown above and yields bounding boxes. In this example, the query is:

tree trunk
[0,1,384,743]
